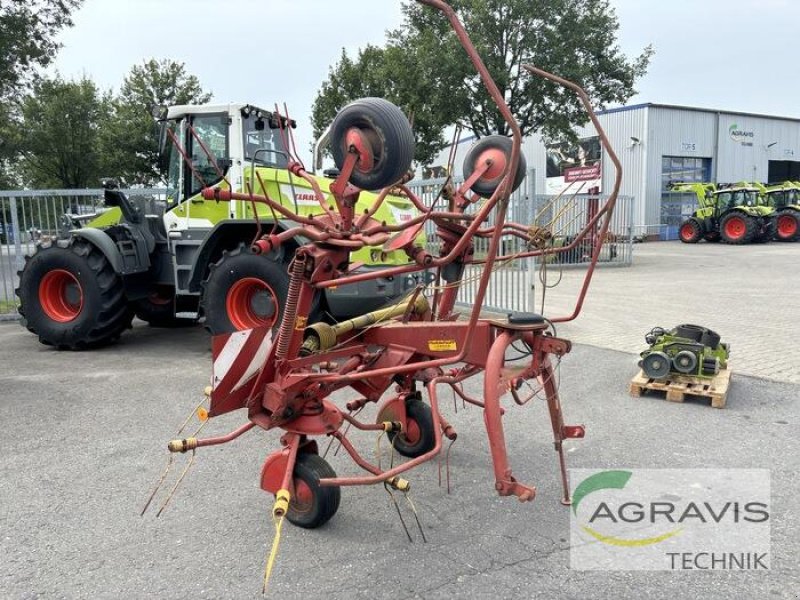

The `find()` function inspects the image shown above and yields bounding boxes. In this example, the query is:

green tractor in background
[671,182,774,244]
[639,324,730,380]
[15,101,424,349]
[753,181,800,242]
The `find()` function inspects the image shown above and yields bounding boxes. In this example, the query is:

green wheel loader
[758,181,800,242]
[671,182,774,244]
[15,103,424,349]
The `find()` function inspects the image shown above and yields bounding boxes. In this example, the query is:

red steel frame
[171,0,621,511]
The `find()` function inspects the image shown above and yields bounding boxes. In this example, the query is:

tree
[313,0,652,166]
[0,104,20,187]
[0,0,83,183]
[17,76,110,189]
[100,59,212,184]
[0,0,82,101]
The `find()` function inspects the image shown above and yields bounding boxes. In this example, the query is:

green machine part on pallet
[639,324,730,380]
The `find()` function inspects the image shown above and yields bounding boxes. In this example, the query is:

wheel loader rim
[225,277,278,331]
[38,269,83,323]
[724,216,746,240]
[777,214,797,238]
[679,222,695,241]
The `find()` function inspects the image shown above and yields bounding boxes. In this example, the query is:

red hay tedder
[142,0,621,588]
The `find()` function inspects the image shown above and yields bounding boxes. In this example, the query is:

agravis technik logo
[569,469,771,570]
[729,123,755,146]
[573,470,682,547]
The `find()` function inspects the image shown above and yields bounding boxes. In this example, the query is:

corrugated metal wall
[429,104,800,232]
[714,114,800,182]
[643,107,717,227]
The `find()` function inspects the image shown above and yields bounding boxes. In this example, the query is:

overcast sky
[51,0,800,163]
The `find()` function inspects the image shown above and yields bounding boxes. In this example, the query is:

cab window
[243,115,289,169]
[188,114,230,197]
[165,121,183,205]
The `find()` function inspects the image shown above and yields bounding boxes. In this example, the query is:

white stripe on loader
[231,331,273,393]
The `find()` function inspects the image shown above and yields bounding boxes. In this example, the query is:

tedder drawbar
[141,0,622,591]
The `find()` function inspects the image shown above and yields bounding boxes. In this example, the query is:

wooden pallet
[629,367,732,408]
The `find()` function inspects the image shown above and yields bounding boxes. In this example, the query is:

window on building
[661,156,711,191]
[660,156,712,239]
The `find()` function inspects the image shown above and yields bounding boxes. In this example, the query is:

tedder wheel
[719,212,756,244]
[462,135,527,198]
[678,218,703,243]
[202,244,294,335]
[330,97,415,191]
[387,398,436,458]
[774,210,800,242]
[133,287,196,327]
[15,241,133,349]
[285,454,341,529]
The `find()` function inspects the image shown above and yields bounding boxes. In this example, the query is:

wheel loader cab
[161,104,293,220]
[163,110,232,208]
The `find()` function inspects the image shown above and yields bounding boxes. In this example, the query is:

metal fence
[406,172,634,314]
[0,188,168,320]
[0,181,633,319]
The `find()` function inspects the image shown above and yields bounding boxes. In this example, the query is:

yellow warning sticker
[428,339,457,352]
[294,315,308,330]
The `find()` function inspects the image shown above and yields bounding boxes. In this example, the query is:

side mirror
[151,104,169,120]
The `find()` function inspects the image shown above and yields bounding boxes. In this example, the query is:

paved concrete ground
[1,322,798,599]
[531,241,800,384]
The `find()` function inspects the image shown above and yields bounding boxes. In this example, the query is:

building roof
[598,102,800,124]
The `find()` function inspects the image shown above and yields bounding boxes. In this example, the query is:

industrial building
[428,103,800,238]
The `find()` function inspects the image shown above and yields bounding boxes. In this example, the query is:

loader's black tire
[330,97,415,191]
[678,218,703,243]
[285,454,341,529]
[774,209,800,242]
[462,135,527,198]
[202,244,290,335]
[201,244,321,335]
[133,288,196,327]
[15,241,133,349]
[720,212,757,244]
